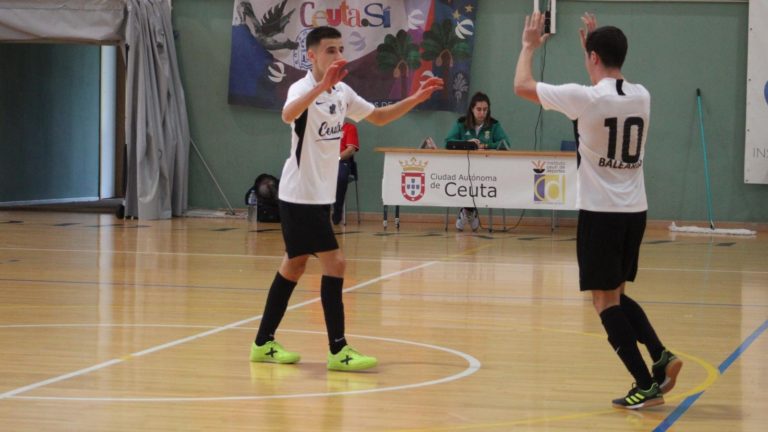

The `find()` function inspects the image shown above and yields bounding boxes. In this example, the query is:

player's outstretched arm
[513,11,550,104]
[365,77,444,126]
[282,59,349,124]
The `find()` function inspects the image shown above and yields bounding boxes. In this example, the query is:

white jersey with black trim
[279,71,375,204]
[537,78,650,212]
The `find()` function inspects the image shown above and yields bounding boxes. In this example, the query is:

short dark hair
[464,92,492,128]
[585,26,628,69]
[306,26,342,50]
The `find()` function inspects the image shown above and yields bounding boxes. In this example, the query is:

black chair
[343,158,361,225]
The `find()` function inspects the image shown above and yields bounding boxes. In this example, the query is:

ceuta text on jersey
[318,121,343,138]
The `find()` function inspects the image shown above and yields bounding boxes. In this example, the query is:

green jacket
[444,117,510,149]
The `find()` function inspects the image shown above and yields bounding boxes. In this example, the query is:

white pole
[550,0,557,34]
[99,46,117,199]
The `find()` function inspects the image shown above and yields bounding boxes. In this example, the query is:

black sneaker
[652,349,683,394]
[611,383,664,410]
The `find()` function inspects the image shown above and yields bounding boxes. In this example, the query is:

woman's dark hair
[585,26,628,69]
[464,92,492,129]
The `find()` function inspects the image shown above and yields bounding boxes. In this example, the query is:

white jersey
[279,71,375,204]
[537,78,650,212]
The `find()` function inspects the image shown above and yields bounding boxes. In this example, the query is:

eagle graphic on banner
[236,0,299,51]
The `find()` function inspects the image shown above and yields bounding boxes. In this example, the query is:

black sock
[600,305,653,390]
[620,294,665,362]
[254,272,297,346]
[321,275,346,354]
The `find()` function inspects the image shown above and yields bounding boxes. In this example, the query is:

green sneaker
[612,383,664,410]
[327,345,378,372]
[249,340,300,364]
[652,349,683,394]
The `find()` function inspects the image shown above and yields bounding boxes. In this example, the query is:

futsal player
[513,12,682,408]
[250,26,443,371]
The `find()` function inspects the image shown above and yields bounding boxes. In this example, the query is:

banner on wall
[745,0,768,184]
[227,0,478,112]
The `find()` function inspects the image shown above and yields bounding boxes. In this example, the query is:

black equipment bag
[245,174,281,223]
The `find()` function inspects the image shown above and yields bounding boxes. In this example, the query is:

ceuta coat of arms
[399,157,428,202]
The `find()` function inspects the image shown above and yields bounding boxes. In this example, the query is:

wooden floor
[0,210,765,432]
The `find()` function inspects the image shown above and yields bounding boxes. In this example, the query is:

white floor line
[0,360,124,400]
[2,246,766,275]
[0,246,431,263]
[9,330,481,402]
[0,261,438,399]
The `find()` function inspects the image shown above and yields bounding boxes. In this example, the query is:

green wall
[172,0,766,223]
[0,43,100,203]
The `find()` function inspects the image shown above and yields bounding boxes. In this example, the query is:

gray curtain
[0,0,189,219]
[124,0,188,219]
[0,0,125,42]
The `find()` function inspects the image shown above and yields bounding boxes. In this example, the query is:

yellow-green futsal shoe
[611,382,664,410]
[327,346,378,371]
[652,349,683,394]
[249,340,300,364]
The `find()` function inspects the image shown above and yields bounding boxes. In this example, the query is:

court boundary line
[652,319,768,431]
[2,246,767,275]
[2,281,766,310]
[0,261,438,400]
[3,327,480,402]
[374,329,721,431]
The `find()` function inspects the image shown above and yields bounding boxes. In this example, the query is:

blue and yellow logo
[764,80,768,105]
[532,161,565,203]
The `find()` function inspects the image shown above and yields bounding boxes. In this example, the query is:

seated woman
[444,92,510,231]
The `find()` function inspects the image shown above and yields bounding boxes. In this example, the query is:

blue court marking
[653,319,768,431]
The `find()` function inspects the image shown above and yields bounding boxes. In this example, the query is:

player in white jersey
[513,12,682,409]
[250,26,443,372]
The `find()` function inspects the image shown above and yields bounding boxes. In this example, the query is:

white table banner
[380,150,577,210]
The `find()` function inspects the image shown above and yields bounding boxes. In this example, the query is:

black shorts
[577,210,646,291]
[279,200,338,258]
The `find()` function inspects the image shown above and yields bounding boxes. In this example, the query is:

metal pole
[190,138,236,215]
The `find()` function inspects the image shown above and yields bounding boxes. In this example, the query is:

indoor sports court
[1,0,767,431]
[0,212,765,431]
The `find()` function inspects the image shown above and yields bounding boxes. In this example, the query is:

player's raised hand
[522,11,550,50]
[579,13,598,50]
[412,77,444,103]
[319,59,349,91]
